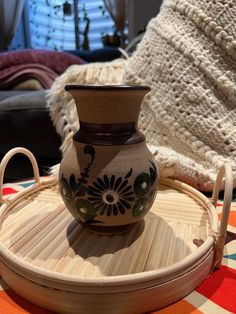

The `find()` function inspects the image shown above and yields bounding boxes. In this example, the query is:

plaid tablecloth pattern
[0,179,235,314]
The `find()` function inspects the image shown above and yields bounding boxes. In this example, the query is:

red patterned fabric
[196,266,236,313]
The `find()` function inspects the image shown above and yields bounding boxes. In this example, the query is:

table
[0,179,235,314]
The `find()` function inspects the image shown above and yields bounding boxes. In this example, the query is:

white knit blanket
[48,0,236,191]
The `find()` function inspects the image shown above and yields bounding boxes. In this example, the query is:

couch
[0,48,121,181]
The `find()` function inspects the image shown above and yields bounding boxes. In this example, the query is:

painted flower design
[132,198,149,217]
[87,170,135,216]
[133,160,158,197]
[149,160,158,185]
[134,172,151,197]
[60,174,73,203]
[74,199,97,220]
[132,159,158,217]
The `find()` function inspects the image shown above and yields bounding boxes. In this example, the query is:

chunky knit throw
[123,0,236,191]
[48,0,236,191]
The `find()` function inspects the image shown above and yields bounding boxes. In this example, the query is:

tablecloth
[0,179,235,314]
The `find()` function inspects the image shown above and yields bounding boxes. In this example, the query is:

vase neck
[66,87,150,124]
[66,85,151,146]
[73,121,145,146]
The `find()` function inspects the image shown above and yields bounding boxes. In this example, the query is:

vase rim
[65,84,151,92]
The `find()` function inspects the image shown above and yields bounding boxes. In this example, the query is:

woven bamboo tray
[0,148,233,314]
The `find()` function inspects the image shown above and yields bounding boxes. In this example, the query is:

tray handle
[212,163,233,268]
[0,147,40,204]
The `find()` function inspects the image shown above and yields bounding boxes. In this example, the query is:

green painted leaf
[134,172,151,197]
[60,175,72,203]
[132,198,149,217]
[74,199,96,220]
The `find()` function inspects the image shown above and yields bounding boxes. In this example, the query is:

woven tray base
[0,147,232,314]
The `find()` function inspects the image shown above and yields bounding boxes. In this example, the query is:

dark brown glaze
[65,84,151,92]
[80,220,139,234]
[73,121,145,146]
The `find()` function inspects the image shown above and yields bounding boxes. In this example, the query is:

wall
[127,0,162,40]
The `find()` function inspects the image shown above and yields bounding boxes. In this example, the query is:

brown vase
[59,85,159,234]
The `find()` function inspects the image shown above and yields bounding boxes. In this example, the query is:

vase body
[59,85,159,234]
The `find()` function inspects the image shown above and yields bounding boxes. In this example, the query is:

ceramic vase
[59,85,159,234]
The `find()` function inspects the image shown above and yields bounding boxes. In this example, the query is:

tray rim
[0,245,215,295]
[0,175,218,291]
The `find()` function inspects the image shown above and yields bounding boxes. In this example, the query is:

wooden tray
[0,148,233,314]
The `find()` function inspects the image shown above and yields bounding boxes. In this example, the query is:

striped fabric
[0,179,235,313]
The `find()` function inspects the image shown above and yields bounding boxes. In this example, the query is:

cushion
[0,90,61,180]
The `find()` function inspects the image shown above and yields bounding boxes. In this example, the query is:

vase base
[81,221,140,235]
